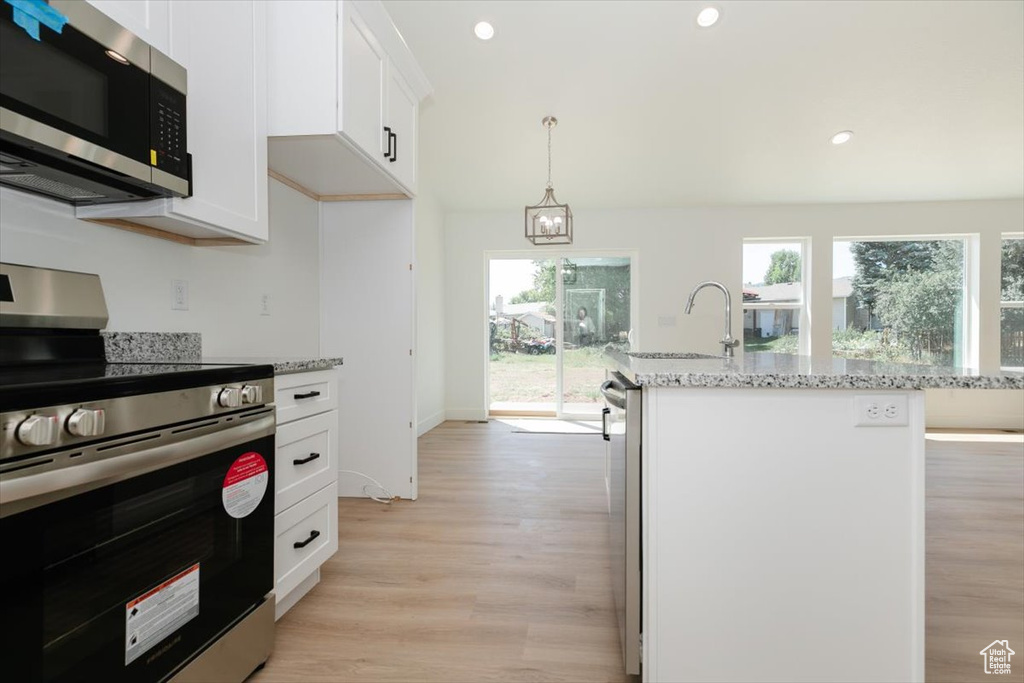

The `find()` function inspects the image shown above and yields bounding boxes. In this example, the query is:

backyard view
[744,239,995,367]
[488,256,631,415]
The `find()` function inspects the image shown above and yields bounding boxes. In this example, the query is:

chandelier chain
[547,123,552,189]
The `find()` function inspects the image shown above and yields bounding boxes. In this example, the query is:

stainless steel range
[0,263,275,682]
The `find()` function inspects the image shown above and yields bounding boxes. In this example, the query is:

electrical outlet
[171,280,188,311]
[259,293,271,316]
[854,395,909,427]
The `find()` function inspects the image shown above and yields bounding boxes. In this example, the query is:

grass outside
[489,347,608,404]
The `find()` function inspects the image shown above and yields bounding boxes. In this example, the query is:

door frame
[484,249,640,418]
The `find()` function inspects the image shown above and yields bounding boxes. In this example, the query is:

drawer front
[274,481,338,601]
[275,370,338,425]
[275,411,337,514]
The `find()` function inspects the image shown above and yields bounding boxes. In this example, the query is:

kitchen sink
[626,351,720,359]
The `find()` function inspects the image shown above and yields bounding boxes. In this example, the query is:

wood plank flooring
[253,422,1024,683]
[254,421,627,682]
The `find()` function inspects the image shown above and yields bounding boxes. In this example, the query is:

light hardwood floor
[253,422,1024,682]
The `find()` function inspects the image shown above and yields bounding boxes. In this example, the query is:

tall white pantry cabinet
[319,201,417,501]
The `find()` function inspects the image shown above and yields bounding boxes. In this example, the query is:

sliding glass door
[488,254,634,418]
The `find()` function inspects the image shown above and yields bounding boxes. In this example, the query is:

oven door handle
[0,412,275,518]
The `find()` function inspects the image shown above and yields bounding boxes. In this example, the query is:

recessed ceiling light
[830,130,854,145]
[696,7,720,28]
[105,49,130,65]
[474,21,494,40]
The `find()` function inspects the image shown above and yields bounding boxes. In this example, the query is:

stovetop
[0,361,274,412]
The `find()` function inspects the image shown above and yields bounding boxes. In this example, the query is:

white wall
[414,188,446,435]
[0,180,321,357]
[444,200,1024,427]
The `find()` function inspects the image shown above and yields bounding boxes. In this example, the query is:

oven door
[0,412,274,683]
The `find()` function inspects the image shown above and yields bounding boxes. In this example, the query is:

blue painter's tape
[4,0,68,41]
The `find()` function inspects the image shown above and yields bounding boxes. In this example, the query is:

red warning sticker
[222,452,268,518]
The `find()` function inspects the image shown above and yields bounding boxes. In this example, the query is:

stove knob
[217,387,242,408]
[16,415,59,446]
[240,385,263,404]
[67,409,106,437]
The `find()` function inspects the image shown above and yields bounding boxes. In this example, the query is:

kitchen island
[606,350,1022,683]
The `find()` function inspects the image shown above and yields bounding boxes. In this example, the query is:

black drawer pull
[293,391,321,400]
[293,452,321,466]
[293,530,321,549]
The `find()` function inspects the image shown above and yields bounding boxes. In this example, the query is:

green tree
[510,261,556,304]
[851,241,942,318]
[874,262,961,362]
[1002,238,1024,302]
[763,250,801,285]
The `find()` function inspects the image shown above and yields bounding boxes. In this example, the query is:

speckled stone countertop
[203,357,343,374]
[607,350,1024,390]
[103,332,202,362]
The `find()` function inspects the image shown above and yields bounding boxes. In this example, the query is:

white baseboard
[417,410,445,436]
[445,408,488,422]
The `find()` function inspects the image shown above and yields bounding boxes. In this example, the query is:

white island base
[642,387,925,683]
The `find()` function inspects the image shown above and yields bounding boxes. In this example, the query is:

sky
[489,259,540,305]
[742,241,857,285]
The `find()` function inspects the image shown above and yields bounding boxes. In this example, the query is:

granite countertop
[607,349,1024,390]
[202,357,343,374]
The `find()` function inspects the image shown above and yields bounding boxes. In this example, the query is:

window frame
[831,234,971,367]
[742,238,810,356]
[1000,233,1024,371]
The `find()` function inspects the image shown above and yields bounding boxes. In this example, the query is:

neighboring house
[743,277,856,338]
[490,300,556,338]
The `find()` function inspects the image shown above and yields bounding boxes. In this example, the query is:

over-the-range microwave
[0,0,191,205]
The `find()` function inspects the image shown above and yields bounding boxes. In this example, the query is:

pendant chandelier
[525,116,573,245]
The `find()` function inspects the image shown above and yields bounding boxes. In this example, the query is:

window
[1001,235,1024,370]
[742,240,806,355]
[832,238,966,366]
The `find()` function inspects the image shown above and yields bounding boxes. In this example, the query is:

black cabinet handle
[602,407,611,441]
[293,530,321,549]
[389,130,397,163]
[383,126,392,159]
[293,391,321,400]
[293,452,321,466]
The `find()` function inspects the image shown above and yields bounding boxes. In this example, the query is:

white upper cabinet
[77,1,269,244]
[340,6,386,162]
[85,0,170,55]
[385,65,418,191]
[267,0,431,198]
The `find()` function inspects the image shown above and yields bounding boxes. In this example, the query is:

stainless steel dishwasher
[601,371,641,676]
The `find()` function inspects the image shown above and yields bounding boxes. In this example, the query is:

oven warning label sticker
[222,451,269,519]
[125,563,200,665]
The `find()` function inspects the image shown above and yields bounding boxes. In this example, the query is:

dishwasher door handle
[600,380,627,409]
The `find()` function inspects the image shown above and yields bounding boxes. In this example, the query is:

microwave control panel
[150,80,188,181]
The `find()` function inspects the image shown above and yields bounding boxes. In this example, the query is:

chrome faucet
[684,281,740,358]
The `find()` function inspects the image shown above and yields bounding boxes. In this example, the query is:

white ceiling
[381,0,1024,212]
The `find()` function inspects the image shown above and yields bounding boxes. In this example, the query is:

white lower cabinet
[273,370,340,619]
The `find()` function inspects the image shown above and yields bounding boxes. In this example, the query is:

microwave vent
[0,173,104,200]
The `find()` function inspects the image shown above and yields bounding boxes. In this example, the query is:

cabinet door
[320,201,416,500]
[168,0,268,241]
[86,0,170,55]
[385,65,418,193]
[340,2,386,164]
